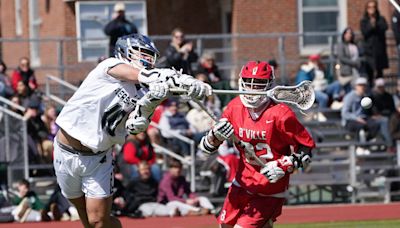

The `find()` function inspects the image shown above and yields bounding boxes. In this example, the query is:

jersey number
[102,103,127,136]
[241,141,273,166]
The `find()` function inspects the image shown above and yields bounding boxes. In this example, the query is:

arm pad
[198,135,218,156]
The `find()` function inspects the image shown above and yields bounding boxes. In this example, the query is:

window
[76,1,147,61]
[298,0,347,55]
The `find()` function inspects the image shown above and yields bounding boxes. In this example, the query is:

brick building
[0,0,228,84]
[231,0,398,83]
[0,0,398,86]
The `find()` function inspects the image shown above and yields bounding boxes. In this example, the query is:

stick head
[270,81,315,110]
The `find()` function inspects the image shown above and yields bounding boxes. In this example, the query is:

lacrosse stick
[171,80,315,111]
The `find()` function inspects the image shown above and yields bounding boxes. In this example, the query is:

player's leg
[81,151,120,227]
[236,196,285,228]
[69,196,90,227]
[86,196,121,228]
[218,185,247,227]
[53,140,89,225]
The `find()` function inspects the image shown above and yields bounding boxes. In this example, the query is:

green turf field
[274,219,400,228]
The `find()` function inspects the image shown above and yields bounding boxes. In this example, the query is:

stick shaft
[170,88,270,95]
[390,0,400,13]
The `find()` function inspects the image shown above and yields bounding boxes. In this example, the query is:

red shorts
[217,185,285,227]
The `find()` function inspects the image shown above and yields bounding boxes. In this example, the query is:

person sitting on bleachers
[158,159,214,216]
[11,57,38,93]
[389,103,400,152]
[25,98,51,163]
[121,161,181,217]
[0,60,14,98]
[196,52,222,83]
[372,78,396,118]
[16,81,40,109]
[120,132,162,183]
[10,179,45,222]
[341,77,381,154]
[158,99,195,156]
[41,185,77,221]
[295,55,329,108]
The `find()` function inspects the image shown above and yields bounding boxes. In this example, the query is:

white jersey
[56,58,144,152]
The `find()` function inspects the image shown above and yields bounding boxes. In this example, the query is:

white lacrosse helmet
[115,34,160,69]
[238,61,275,108]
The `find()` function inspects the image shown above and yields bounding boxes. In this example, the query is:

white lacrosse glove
[138,68,178,86]
[125,90,165,135]
[125,115,149,135]
[260,161,285,183]
[199,118,233,156]
[175,74,212,100]
[210,118,234,141]
[148,82,169,100]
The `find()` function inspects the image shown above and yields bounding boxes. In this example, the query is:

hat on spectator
[375,78,385,87]
[268,59,279,69]
[114,2,125,12]
[28,98,40,109]
[355,77,368,86]
[308,54,320,61]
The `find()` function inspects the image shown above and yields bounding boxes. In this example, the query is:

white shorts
[53,139,114,199]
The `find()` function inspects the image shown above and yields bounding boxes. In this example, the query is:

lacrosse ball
[361,97,372,109]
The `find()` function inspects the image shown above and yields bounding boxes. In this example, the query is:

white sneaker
[356,147,365,156]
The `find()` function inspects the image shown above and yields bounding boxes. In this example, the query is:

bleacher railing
[0,105,28,187]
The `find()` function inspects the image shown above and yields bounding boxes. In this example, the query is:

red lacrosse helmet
[239,61,275,108]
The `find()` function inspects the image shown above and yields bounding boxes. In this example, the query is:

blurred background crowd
[1,0,400,223]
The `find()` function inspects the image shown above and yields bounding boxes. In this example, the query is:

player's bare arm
[107,63,140,82]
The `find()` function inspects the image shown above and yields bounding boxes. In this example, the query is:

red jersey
[222,97,315,195]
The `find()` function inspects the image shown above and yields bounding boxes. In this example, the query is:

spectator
[16,81,40,109]
[121,161,180,217]
[371,78,396,118]
[25,98,51,163]
[165,28,198,74]
[341,77,383,153]
[104,2,138,57]
[11,57,37,92]
[41,185,75,221]
[158,159,214,216]
[327,27,361,101]
[389,103,400,146]
[158,99,194,155]
[295,55,329,108]
[120,132,162,182]
[393,79,400,108]
[41,104,59,141]
[392,1,400,77]
[11,179,45,222]
[196,52,222,83]
[146,100,167,145]
[0,60,14,98]
[360,0,388,85]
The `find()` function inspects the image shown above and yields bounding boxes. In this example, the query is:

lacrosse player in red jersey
[199,61,315,228]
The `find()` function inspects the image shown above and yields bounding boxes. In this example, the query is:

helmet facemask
[115,36,159,69]
[239,77,273,109]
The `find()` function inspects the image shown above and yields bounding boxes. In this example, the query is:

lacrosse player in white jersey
[53,34,211,228]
